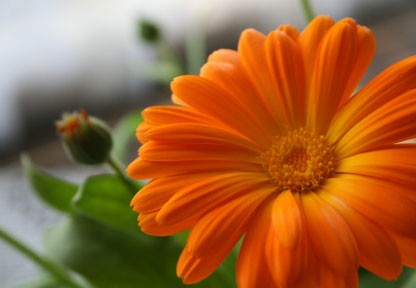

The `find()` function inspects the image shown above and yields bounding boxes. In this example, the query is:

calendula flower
[127,15,416,287]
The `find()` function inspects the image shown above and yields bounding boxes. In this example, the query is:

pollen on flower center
[259,128,336,192]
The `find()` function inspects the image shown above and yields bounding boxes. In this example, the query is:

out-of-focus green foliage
[72,174,141,231]
[403,271,416,288]
[135,18,185,86]
[185,21,206,76]
[17,276,67,288]
[112,111,143,164]
[44,214,238,288]
[139,61,184,86]
[21,154,78,213]
[45,215,177,288]
[359,267,415,288]
[17,273,90,288]
[138,20,160,43]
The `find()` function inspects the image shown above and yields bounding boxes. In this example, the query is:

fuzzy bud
[56,109,112,165]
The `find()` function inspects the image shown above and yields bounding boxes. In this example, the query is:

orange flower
[127,15,416,287]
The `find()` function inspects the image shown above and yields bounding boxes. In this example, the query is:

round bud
[56,109,112,165]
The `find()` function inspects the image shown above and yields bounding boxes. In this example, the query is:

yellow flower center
[259,128,335,192]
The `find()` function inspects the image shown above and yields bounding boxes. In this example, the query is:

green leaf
[21,154,78,213]
[44,214,237,288]
[112,111,143,164]
[72,174,141,231]
[44,215,176,288]
[359,267,415,288]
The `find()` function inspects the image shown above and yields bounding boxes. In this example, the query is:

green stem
[185,22,206,75]
[157,37,185,82]
[107,155,138,194]
[0,228,83,288]
[300,0,315,23]
[158,38,183,70]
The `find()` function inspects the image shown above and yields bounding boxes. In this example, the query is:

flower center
[259,128,335,192]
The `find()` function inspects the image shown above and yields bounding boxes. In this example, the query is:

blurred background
[1,0,416,286]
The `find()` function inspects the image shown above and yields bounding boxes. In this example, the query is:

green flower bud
[56,109,112,165]
[138,19,160,43]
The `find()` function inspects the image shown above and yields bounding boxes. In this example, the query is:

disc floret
[259,128,335,192]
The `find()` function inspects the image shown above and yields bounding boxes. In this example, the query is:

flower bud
[56,109,112,165]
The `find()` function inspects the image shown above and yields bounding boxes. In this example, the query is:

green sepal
[61,116,113,165]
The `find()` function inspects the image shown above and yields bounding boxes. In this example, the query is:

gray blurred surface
[0,164,57,286]
[0,142,107,287]
[3,0,415,156]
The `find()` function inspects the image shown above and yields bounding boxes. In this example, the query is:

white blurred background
[0,0,415,286]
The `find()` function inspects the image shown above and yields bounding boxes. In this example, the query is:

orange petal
[271,190,302,249]
[266,210,307,286]
[156,172,272,225]
[142,105,216,126]
[390,233,416,268]
[335,89,416,158]
[301,191,358,275]
[136,121,153,144]
[323,175,416,238]
[126,158,262,180]
[320,190,402,280]
[171,75,272,148]
[328,56,416,144]
[266,30,306,128]
[207,48,240,66]
[138,211,196,236]
[306,18,359,134]
[187,189,272,257]
[337,145,416,199]
[131,172,217,213]
[278,24,299,40]
[141,105,233,138]
[177,242,234,284]
[298,15,334,88]
[238,29,286,126]
[139,141,259,163]
[236,201,278,288]
[294,255,358,288]
[339,25,376,107]
[200,62,281,135]
[145,122,262,153]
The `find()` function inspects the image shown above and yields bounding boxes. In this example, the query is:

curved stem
[106,155,138,194]
[0,228,83,288]
[300,0,315,23]
[185,19,206,75]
